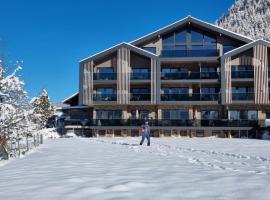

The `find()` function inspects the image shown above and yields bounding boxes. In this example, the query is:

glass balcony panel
[93,93,117,101]
[131,72,150,80]
[231,70,254,78]
[161,72,219,80]
[89,119,258,127]
[232,93,254,101]
[130,93,151,101]
[93,73,116,80]
[161,93,219,101]
[161,49,219,57]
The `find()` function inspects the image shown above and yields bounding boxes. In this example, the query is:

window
[232,65,253,71]
[162,109,189,119]
[201,67,216,72]
[204,34,217,43]
[97,67,113,73]
[96,110,122,119]
[191,30,204,43]
[161,87,189,94]
[201,87,218,94]
[175,30,186,43]
[266,111,270,119]
[228,110,257,120]
[163,34,175,45]
[232,87,254,93]
[96,88,113,94]
[201,110,219,119]
[131,88,150,94]
[142,47,156,54]
[131,68,150,79]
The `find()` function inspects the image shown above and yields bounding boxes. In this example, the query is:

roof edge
[222,39,270,59]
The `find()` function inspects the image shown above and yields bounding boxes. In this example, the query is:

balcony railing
[93,73,117,80]
[161,72,219,80]
[130,93,151,101]
[93,94,117,101]
[161,93,219,101]
[231,70,254,79]
[131,72,150,80]
[89,119,258,127]
[161,49,219,58]
[232,93,254,101]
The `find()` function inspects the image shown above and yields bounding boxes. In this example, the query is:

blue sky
[0,0,234,103]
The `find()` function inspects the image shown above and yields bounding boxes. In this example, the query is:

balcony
[161,49,219,58]
[231,70,254,79]
[161,72,219,80]
[93,73,116,80]
[232,93,254,101]
[130,72,150,80]
[93,94,117,101]
[161,93,219,101]
[89,119,258,127]
[130,93,151,101]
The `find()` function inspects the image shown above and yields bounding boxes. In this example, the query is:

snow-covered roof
[80,42,157,63]
[130,15,253,46]
[222,39,270,59]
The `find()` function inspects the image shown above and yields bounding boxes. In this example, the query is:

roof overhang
[222,39,270,59]
[63,92,79,106]
[80,42,157,63]
[130,16,253,46]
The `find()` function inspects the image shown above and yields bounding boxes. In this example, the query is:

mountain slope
[216,0,270,41]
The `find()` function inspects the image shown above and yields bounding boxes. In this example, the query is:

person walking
[140,121,150,146]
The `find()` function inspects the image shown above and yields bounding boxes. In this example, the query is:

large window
[162,27,217,57]
[162,109,189,119]
[228,110,257,120]
[131,68,150,80]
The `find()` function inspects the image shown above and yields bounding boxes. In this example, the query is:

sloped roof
[222,39,270,59]
[80,42,157,63]
[130,16,253,46]
[63,92,79,106]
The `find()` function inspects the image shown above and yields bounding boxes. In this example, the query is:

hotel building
[62,16,270,138]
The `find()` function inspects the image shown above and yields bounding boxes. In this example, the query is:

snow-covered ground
[0,137,270,200]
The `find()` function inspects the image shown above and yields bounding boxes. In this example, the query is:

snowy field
[0,137,270,200]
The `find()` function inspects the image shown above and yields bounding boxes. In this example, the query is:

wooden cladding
[117,47,130,104]
[81,61,94,105]
[253,45,269,104]
[224,57,232,104]
[151,58,157,104]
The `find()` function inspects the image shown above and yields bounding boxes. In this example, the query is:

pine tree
[31,89,53,128]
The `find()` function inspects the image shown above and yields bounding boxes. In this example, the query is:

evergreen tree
[31,89,53,128]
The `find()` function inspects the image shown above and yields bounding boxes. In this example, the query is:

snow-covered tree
[216,0,270,41]
[31,89,53,128]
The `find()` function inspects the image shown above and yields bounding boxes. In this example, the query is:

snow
[217,0,270,41]
[0,137,270,200]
